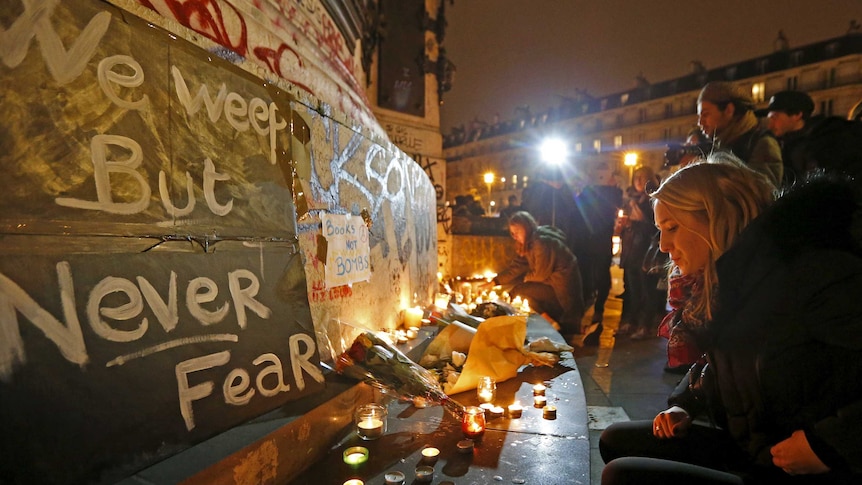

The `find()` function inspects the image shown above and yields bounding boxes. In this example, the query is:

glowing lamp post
[539,137,568,226]
[483,172,495,215]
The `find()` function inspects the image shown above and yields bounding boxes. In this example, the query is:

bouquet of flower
[335,330,465,418]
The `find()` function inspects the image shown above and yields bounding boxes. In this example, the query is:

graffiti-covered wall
[0,0,436,482]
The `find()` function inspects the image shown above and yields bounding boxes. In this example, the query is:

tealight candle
[534,395,547,408]
[344,480,364,485]
[342,446,369,465]
[507,402,523,419]
[532,383,546,396]
[461,406,486,438]
[384,471,405,485]
[457,439,474,454]
[421,446,440,464]
[543,405,558,420]
[414,465,434,483]
[489,406,504,419]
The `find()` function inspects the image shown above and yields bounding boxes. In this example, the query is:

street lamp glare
[483,172,495,184]
[540,138,568,165]
[624,152,638,167]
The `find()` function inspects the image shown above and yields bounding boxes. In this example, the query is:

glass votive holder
[476,376,496,403]
[354,403,387,440]
[343,446,369,465]
[461,405,486,438]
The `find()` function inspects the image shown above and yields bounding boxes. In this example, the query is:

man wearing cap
[758,90,862,186]
[697,81,783,186]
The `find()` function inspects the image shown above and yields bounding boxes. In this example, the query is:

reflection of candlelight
[533,383,546,396]
[343,446,369,465]
[507,402,523,418]
[461,406,486,438]
[477,376,496,403]
[543,405,557,420]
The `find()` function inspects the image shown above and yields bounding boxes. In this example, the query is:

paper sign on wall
[321,213,371,288]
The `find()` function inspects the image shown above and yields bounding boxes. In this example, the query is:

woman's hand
[770,430,830,475]
[652,406,692,439]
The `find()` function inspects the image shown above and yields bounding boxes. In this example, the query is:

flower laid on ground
[335,330,465,418]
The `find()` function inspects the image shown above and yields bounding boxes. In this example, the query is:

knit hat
[698,81,755,111]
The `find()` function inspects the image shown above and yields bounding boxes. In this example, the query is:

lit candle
[534,395,547,408]
[343,480,364,485]
[461,406,486,438]
[489,406,504,419]
[406,328,418,339]
[520,299,531,314]
[357,417,384,439]
[342,446,369,465]
[543,405,558,420]
[618,209,625,218]
[403,306,423,328]
[434,293,450,310]
[512,295,522,306]
[507,402,523,419]
[532,383,546,396]
[421,446,440,464]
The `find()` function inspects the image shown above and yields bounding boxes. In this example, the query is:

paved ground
[572,267,682,484]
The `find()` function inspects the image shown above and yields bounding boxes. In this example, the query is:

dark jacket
[495,226,584,324]
[669,176,862,482]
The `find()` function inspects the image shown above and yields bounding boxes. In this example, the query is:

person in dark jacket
[489,211,584,335]
[599,157,862,484]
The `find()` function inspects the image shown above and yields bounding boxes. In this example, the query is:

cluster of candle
[532,383,557,419]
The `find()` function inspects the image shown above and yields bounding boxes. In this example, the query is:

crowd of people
[470,74,862,485]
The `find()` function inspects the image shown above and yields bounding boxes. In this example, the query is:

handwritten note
[320,214,371,288]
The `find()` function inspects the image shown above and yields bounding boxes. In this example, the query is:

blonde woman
[601,156,862,483]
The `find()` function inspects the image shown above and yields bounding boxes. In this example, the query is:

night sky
[439,0,861,133]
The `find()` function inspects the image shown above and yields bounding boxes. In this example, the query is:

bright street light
[483,172,495,215]
[540,138,568,165]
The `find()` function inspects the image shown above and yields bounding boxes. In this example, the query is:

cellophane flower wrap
[335,330,465,418]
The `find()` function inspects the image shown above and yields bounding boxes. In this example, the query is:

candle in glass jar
[354,403,387,440]
[403,306,423,328]
[357,417,384,439]
[476,376,496,403]
[461,406,486,438]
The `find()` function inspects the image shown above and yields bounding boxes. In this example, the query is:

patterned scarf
[658,269,710,368]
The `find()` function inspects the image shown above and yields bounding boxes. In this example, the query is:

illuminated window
[575,142,582,153]
[614,135,623,148]
[522,176,529,188]
[620,93,629,104]
[593,139,602,152]
[751,82,765,103]
[511,175,518,189]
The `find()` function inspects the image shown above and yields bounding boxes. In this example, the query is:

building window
[522,176,529,188]
[663,127,671,140]
[820,99,833,116]
[665,103,673,118]
[787,76,798,90]
[575,142,582,153]
[593,139,602,152]
[620,93,629,105]
[791,51,804,66]
[725,66,737,80]
[601,99,608,110]
[751,82,765,103]
[511,175,518,189]
[614,135,623,148]
[828,68,836,87]
[638,108,646,123]
[757,59,769,73]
